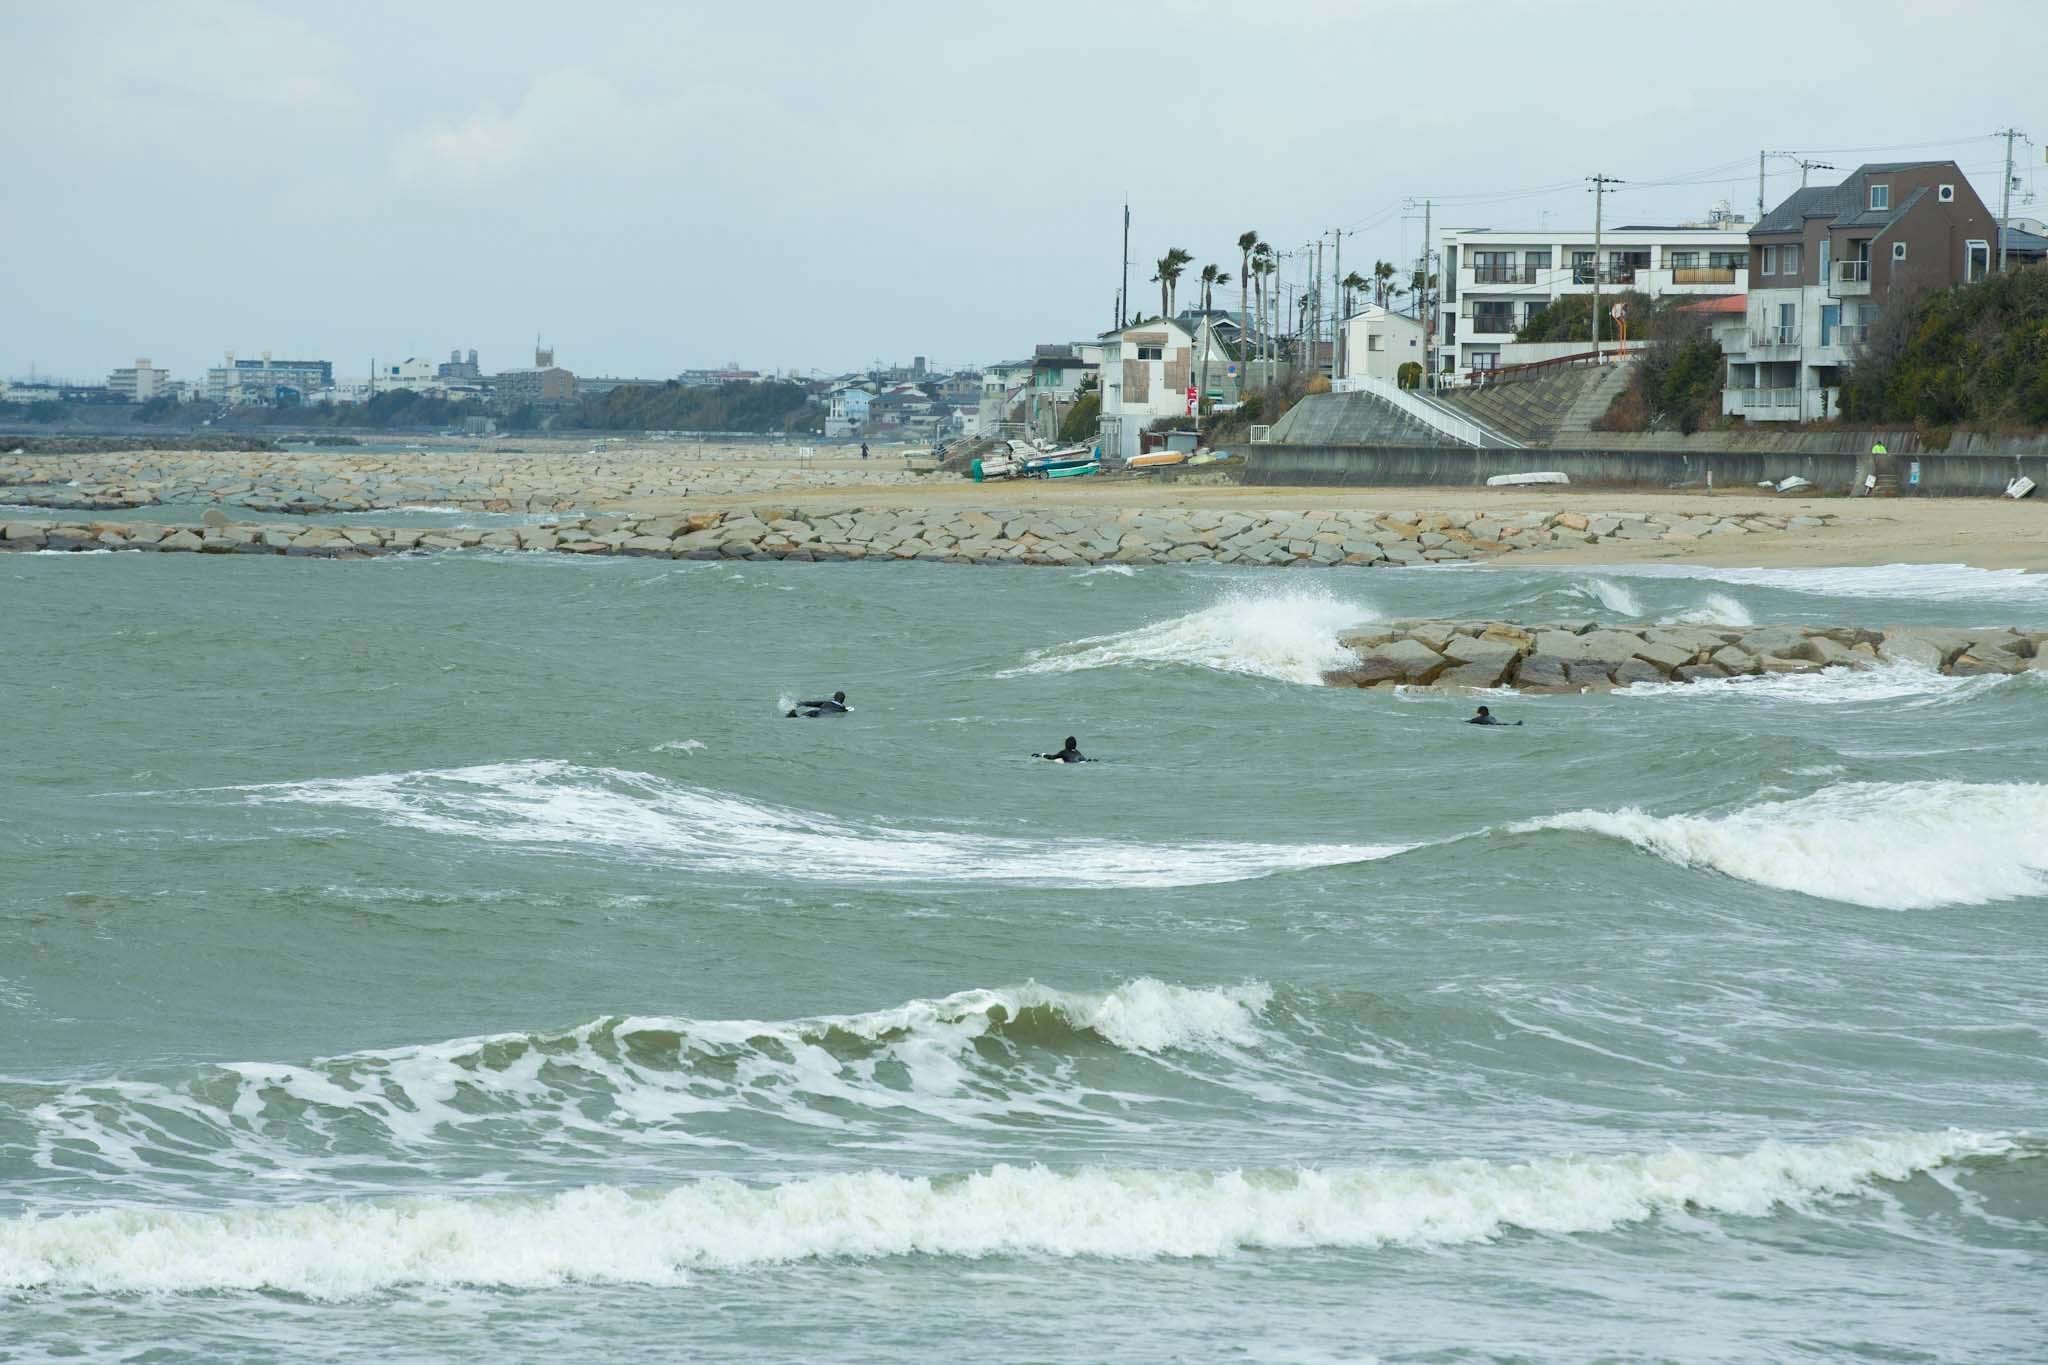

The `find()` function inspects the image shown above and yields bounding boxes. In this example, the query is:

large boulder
[1513,653,1573,692]
[1611,658,1668,688]
[1629,640,1692,673]
[1876,632,1945,670]
[1710,645,1759,675]
[1346,637,1449,685]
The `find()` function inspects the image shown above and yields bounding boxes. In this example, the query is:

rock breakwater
[1327,620,2048,691]
[0,504,1837,566]
[0,450,936,514]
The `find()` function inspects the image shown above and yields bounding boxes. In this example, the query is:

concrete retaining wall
[1242,444,2048,496]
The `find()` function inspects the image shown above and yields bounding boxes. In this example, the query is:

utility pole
[1312,237,1324,378]
[1120,199,1131,326]
[1588,174,1624,361]
[1757,149,1766,225]
[1331,228,1344,380]
[1996,128,2027,272]
[1797,158,1834,188]
[1421,198,1433,389]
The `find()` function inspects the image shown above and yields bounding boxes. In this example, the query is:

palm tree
[1152,248,1193,320]
[1342,270,1370,319]
[1372,260,1398,309]
[1245,244,1261,374]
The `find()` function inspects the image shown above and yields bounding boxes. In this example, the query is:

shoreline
[1,443,2043,571]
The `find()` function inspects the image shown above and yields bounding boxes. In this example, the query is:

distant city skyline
[4,0,2041,384]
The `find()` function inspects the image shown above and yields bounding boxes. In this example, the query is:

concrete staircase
[1266,391,1468,447]
[1433,360,1637,448]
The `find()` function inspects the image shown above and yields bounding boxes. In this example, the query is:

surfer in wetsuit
[1034,736,1092,763]
[787,691,849,718]
[1467,705,1521,727]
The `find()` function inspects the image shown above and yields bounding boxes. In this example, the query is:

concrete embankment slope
[1327,620,2047,693]
[1244,442,2048,496]
[0,504,1835,568]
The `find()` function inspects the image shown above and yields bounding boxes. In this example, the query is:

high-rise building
[106,358,173,402]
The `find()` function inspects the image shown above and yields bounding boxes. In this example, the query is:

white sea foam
[1071,563,1139,578]
[240,762,1408,887]
[0,1131,2001,1295]
[1595,561,2048,605]
[1005,586,1376,686]
[1616,659,2006,706]
[1517,781,2048,909]
[652,739,707,754]
[19,982,1276,1183]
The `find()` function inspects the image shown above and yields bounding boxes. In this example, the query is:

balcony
[1733,386,1801,416]
[1671,265,1742,285]
[1467,312,1519,336]
[1833,259,1872,297]
[1471,264,1525,284]
[1747,327,1801,351]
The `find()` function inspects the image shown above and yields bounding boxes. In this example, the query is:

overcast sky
[4,0,2041,385]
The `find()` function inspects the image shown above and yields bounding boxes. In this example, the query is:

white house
[826,386,872,437]
[1097,319,1235,461]
[1340,306,1427,384]
[1436,212,1752,376]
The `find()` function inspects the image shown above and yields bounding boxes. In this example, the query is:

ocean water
[3,552,2045,1363]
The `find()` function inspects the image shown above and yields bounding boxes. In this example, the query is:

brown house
[1718,161,2043,423]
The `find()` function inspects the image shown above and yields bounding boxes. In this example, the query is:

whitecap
[237,761,1408,888]
[1594,562,2048,605]
[1664,592,1754,627]
[1615,660,2007,706]
[1515,781,2048,909]
[1005,585,1376,686]
[0,1131,2002,1294]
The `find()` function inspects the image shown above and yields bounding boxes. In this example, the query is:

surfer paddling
[1467,705,1521,727]
[1034,736,1092,763]
[787,691,850,718]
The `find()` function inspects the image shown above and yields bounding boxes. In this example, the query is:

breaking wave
[1663,591,1754,626]
[1004,585,1376,686]
[1516,781,2048,909]
[1615,659,2009,706]
[1593,562,2048,605]
[13,981,1279,1186]
[0,1131,2005,1295]
[236,761,1405,887]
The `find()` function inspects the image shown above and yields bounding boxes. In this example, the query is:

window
[1892,241,1907,261]
[1938,184,1956,202]
[1820,304,1840,346]
[1669,251,1700,269]
[1473,250,1515,283]
[1870,184,1890,211]
[1472,303,1515,333]
[1781,243,1801,276]
[1524,250,1551,276]
[1966,240,1990,283]
[1776,302,1797,344]
[1136,345,1163,361]
[1524,300,1548,326]
[1367,333,1384,351]
[1710,251,1745,269]
[1572,251,1596,284]
[1471,351,1500,372]
[1761,245,1778,275]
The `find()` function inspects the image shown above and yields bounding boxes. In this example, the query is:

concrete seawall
[1243,445,2048,497]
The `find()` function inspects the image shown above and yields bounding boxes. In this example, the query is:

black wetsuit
[1036,745,1090,763]
[788,698,849,718]
[1467,713,1521,726]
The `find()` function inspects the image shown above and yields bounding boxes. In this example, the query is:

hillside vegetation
[1842,267,2048,427]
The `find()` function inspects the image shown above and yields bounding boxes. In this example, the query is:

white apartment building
[1437,215,1751,376]
[106,358,173,402]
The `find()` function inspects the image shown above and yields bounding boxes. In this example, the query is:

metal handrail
[1838,260,1870,282]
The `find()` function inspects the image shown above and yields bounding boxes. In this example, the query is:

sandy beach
[4,442,2045,571]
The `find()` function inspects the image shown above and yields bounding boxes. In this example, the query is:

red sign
[1185,385,1198,415]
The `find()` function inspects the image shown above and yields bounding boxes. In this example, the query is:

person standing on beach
[860,442,870,460]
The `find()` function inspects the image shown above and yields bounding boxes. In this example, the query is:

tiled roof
[1754,161,1960,237]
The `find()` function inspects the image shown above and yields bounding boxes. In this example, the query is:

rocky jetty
[0,450,936,515]
[1326,620,2048,691]
[0,503,1837,567]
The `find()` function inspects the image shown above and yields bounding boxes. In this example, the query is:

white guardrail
[1330,375,1496,448]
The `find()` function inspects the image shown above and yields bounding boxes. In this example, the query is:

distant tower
[451,348,461,364]
[468,348,478,368]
